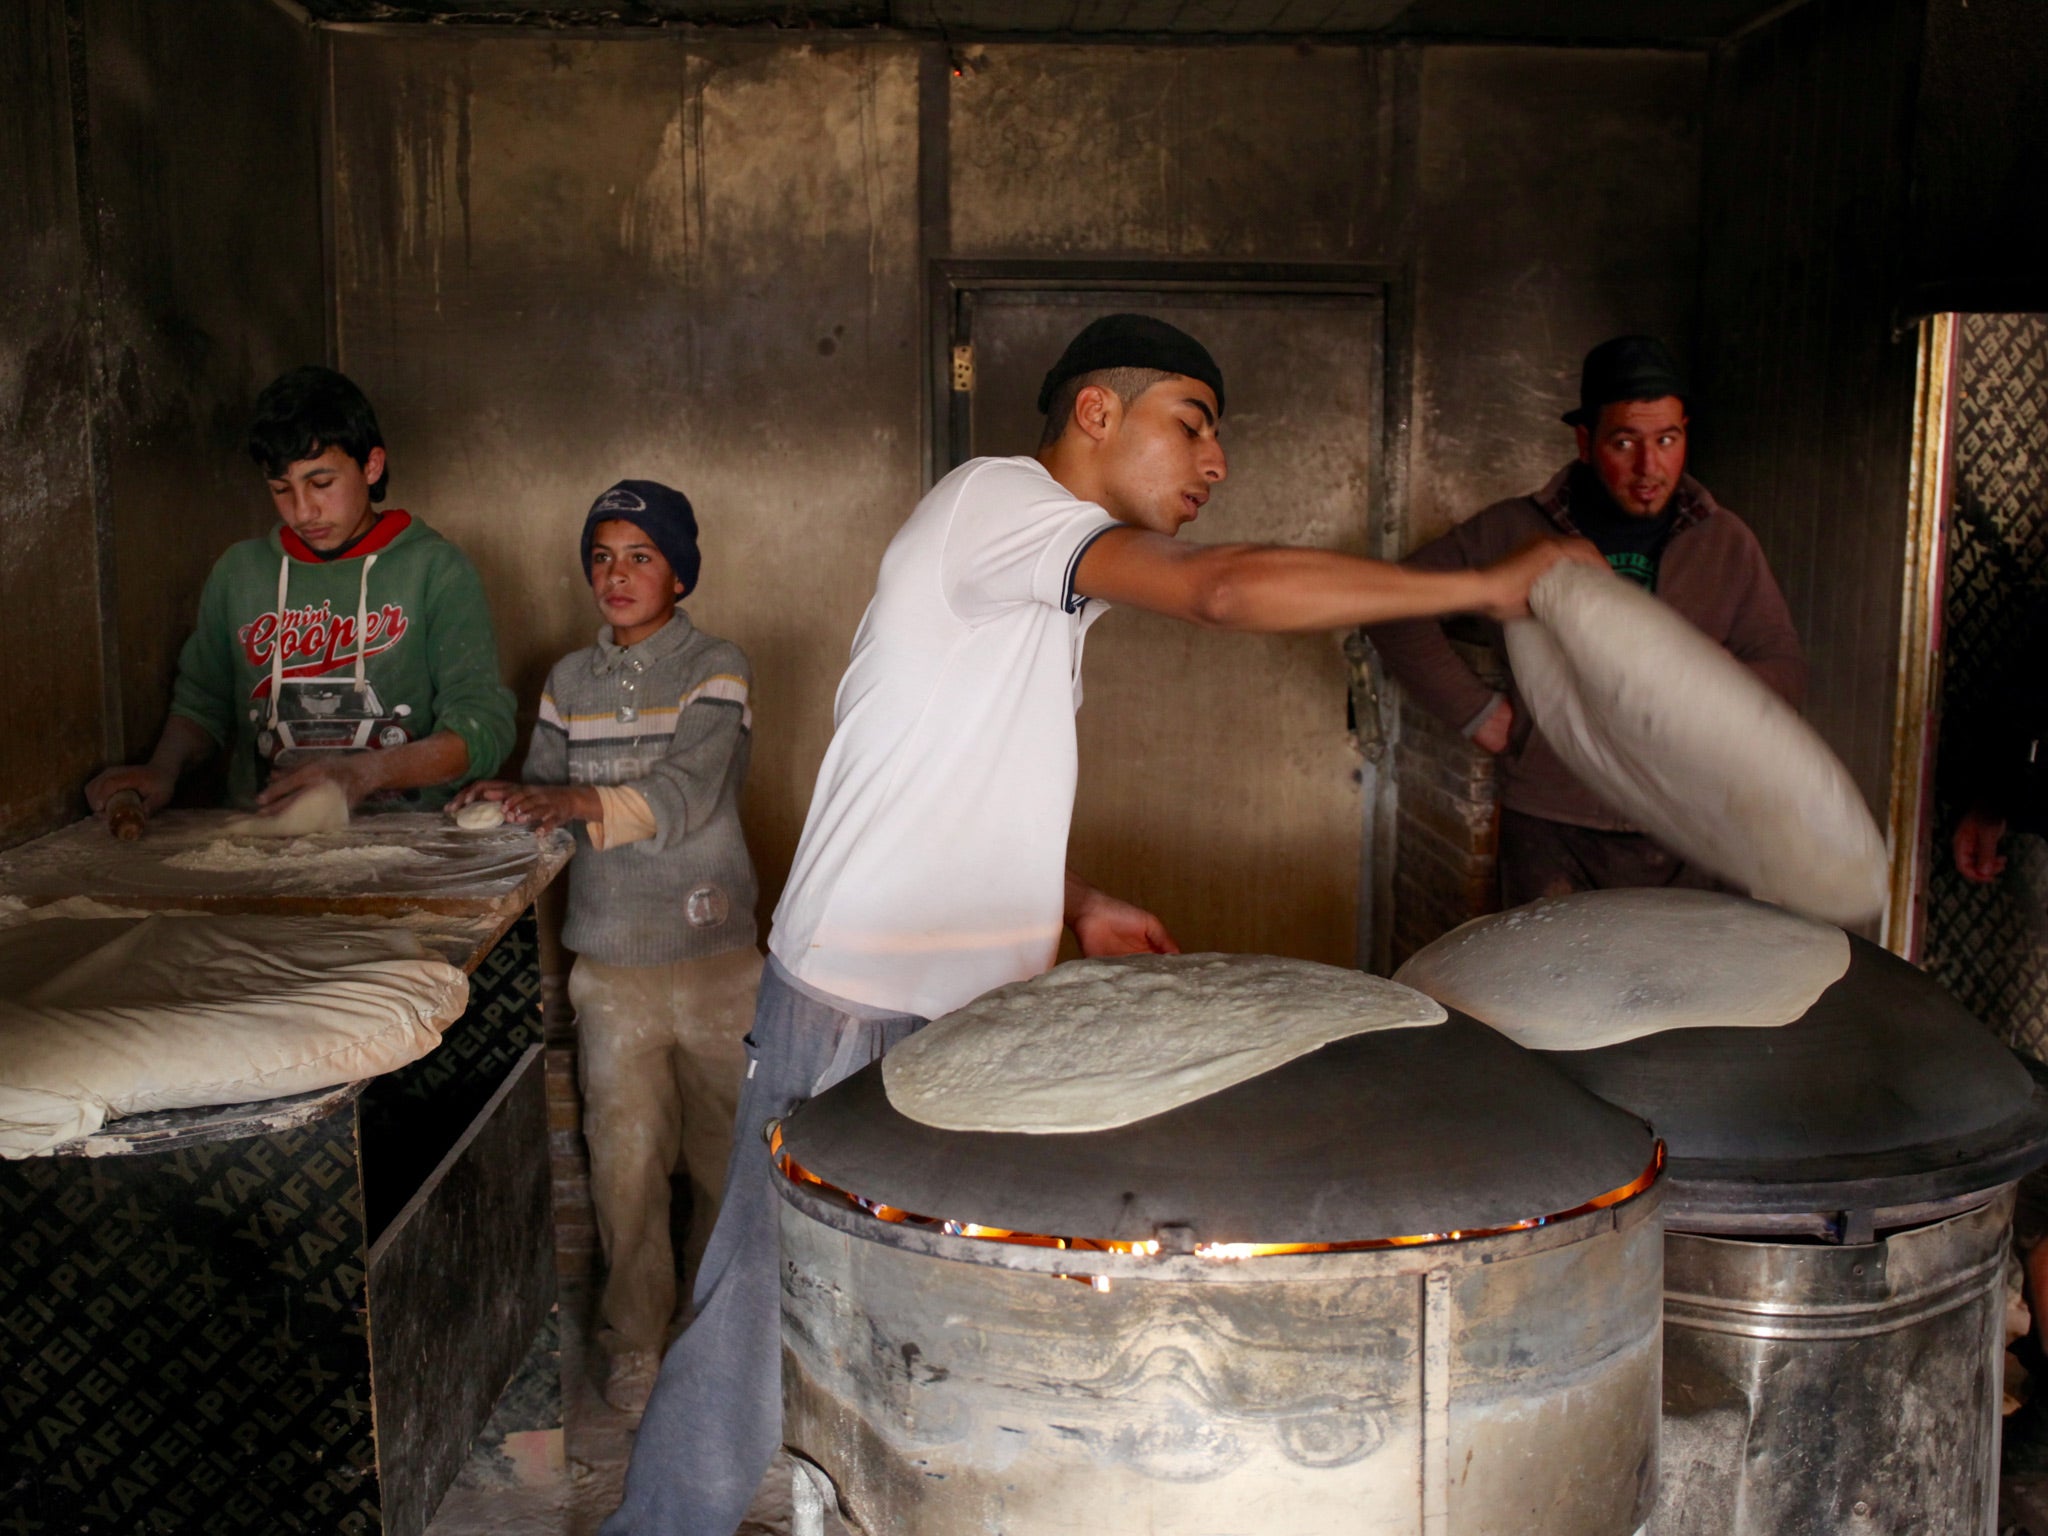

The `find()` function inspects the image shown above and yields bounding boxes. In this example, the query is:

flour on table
[1506,561,1888,926]
[1394,888,1849,1052]
[162,841,423,878]
[220,779,350,837]
[882,953,1445,1134]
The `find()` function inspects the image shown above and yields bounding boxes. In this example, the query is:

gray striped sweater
[523,611,759,967]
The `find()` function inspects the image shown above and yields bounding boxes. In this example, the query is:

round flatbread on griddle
[883,952,1444,1134]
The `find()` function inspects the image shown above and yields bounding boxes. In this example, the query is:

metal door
[946,278,1386,965]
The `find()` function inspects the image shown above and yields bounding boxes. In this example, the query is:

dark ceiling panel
[295,0,889,21]
[1387,0,1780,43]
[893,0,1414,32]
[295,0,1791,40]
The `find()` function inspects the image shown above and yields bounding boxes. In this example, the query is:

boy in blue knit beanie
[455,479,760,1412]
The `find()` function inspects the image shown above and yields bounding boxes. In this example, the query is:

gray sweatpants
[571,948,761,1354]
[601,959,924,1536]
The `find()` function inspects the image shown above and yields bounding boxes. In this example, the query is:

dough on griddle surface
[883,952,1444,1134]
[1394,888,1848,1052]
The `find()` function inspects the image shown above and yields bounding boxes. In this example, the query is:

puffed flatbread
[882,952,1444,1134]
[1394,889,1849,1051]
[1505,560,1888,926]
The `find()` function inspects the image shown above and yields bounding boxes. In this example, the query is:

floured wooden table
[0,809,571,920]
[0,813,575,1534]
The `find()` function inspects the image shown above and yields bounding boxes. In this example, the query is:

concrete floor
[421,1279,846,1536]
[421,1043,852,1536]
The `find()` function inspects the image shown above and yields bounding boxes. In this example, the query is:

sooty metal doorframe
[926,258,1398,504]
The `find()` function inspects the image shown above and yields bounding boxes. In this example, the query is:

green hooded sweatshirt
[170,510,517,809]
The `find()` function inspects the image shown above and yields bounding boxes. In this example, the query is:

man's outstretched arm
[1071,527,1599,631]
[1365,519,1518,748]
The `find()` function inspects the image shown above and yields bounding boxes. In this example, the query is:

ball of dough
[450,801,507,831]
[220,779,350,838]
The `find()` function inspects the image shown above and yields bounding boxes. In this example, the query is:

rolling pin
[105,788,148,842]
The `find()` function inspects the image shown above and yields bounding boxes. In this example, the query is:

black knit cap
[581,480,701,596]
[1562,335,1689,427]
[1036,313,1226,417]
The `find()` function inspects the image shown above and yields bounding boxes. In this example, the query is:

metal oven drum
[1538,935,2048,1536]
[776,1012,1669,1536]
[1654,1189,2012,1536]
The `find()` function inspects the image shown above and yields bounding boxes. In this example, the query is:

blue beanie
[580,480,701,596]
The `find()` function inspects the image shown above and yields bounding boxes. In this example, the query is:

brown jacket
[1367,465,1807,831]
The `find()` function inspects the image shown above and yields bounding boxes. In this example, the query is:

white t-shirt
[769,456,1120,1019]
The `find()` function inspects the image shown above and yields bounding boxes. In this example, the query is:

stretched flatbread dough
[451,801,506,831]
[882,953,1445,1134]
[1505,561,1888,926]
[0,914,467,1157]
[1394,889,1849,1052]
[222,779,350,837]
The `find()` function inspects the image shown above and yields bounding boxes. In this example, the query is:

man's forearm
[1366,610,1503,735]
[87,714,217,810]
[1166,545,1505,632]
[1072,527,1594,633]
[355,730,471,796]
[1062,870,1095,928]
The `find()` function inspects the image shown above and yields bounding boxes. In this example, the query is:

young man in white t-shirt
[604,314,1596,1536]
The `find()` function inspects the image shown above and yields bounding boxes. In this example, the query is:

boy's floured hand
[87,764,177,817]
[492,783,602,836]
[258,755,374,811]
[450,779,519,810]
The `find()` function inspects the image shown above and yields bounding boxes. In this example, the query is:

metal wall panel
[1407,47,1705,547]
[1692,0,1924,833]
[329,34,1704,950]
[0,0,327,848]
[1909,0,2048,316]
[0,0,104,848]
[1393,46,1705,954]
[947,44,1399,262]
[83,0,330,760]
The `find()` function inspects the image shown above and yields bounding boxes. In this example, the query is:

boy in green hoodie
[86,367,515,820]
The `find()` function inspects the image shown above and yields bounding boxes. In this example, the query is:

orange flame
[773,1127,1664,1265]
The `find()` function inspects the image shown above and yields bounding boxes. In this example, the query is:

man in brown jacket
[1368,336,1806,906]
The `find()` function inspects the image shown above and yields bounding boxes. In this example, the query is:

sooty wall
[329,32,1703,951]
[0,0,325,848]
[1,0,101,846]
